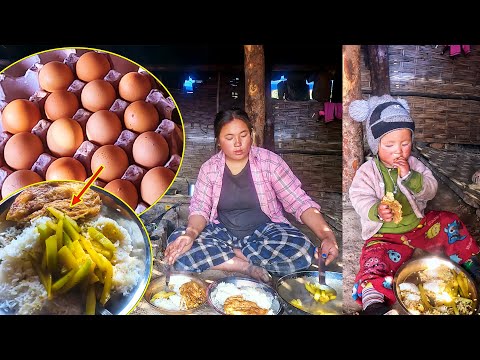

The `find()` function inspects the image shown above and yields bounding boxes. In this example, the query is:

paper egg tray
[0,48,184,213]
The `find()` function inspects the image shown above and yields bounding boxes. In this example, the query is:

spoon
[317,253,337,297]
[164,263,171,291]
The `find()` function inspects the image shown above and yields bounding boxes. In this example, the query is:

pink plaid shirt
[189,146,320,225]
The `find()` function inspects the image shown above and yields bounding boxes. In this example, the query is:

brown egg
[124,101,159,133]
[75,51,111,82]
[38,61,74,92]
[91,145,129,182]
[46,118,84,157]
[140,166,175,206]
[81,80,116,112]
[1,170,43,199]
[132,131,169,168]
[119,72,152,102]
[86,110,122,145]
[45,157,87,181]
[44,90,79,121]
[4,132,43,170]
[1,99,41,134]
[104,179,138,209]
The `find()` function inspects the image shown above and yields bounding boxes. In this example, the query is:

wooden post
[244,45,266,147]
[216,71,221,113]
[264,57,274,151]
[366,45,390,95]
[342,45,364,199]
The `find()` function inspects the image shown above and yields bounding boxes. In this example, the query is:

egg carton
[0,48,184,212]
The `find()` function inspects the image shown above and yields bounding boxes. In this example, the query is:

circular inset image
[0,180,152,315]
[0,47,185,213]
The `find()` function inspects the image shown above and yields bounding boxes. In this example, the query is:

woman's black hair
[214,107,253,140]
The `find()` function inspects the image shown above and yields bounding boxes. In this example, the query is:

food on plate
[224,295,269,315]
[304,282,337,304]
[210,281,275,315]
[398,264,475,315]
[381,191,403,224]
[6,182,101,223]
[150,278,206,312]
[290,298,303,309]
[0,182,144,315]
[179,281,207,309]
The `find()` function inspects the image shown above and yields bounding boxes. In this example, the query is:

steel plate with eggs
[0,47,184,213]
[0,180,152,315]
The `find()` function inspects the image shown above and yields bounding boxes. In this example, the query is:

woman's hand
[164,234,195,265]
[393,156,410,178]
[378,203,394,222]
[300,207,339,266]
[315,237,339,266]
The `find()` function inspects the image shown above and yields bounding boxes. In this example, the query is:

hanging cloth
[442,45,471,57]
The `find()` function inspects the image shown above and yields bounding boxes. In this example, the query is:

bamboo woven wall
[273,100,342,152]
[361,45,480,145]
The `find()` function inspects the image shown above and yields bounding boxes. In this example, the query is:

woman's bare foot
[245,264,272,284]
[210,256,272,284]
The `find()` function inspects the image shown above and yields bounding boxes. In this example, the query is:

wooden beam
[244,45,266,148]
[117,64,324,73]
[363,90,480,102]
[367,45,390,95]
[342,45,364,197]
[139,64,243,72]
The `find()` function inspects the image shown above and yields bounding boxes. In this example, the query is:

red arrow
[71,165,105,207]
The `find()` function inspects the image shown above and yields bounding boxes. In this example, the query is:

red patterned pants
[352,210,480,305]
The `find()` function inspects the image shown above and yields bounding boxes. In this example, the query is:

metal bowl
[276,270,343,315]
[207,276,282,315]
[145,272,208,315]
[0,181,152,315]
[393,255,478,315]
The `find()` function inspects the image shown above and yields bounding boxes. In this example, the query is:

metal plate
[393,255,479,315]
[0,181,152,315]
[276,271,343,315]
[207,276,282,315]
[145,272,208,315]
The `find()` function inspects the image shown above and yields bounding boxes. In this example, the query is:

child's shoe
[462,255,480,285]
[360,302,397,315]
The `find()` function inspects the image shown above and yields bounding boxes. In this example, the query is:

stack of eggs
[0,49,184,213]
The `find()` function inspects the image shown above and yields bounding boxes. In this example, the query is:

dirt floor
[342,148,480,315]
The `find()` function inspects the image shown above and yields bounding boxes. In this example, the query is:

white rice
[90,217,144,296]
[0,215,144,314]
[398,282,420,294]
[210,282,274,314]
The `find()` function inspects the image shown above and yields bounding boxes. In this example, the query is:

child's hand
[378,203,394,222]
[393,157,410,178]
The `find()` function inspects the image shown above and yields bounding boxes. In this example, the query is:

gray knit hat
[348,94,415,155]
